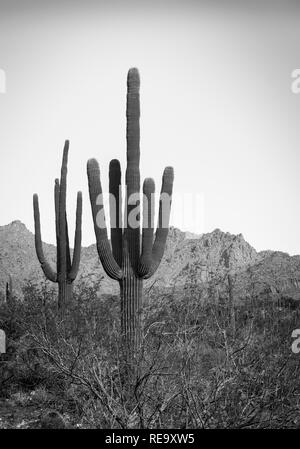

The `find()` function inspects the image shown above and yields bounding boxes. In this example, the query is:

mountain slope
[0,221,300,306]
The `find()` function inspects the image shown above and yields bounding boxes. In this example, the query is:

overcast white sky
[1,0,300,254]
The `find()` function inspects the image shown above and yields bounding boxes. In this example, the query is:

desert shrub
[1,279,300,428]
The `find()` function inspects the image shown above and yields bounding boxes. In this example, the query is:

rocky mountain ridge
[1,220,300,305]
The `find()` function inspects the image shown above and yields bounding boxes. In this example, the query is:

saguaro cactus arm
[68,191,83,281]
[54,179,61,273]
[138,178,155,277]
[55,178,73,274]
[137,167,174,279]
[65,215,72,272]
[144,166,174,279]
[109,159,123,267]
[87,158,123,280]
[33,194,57,282]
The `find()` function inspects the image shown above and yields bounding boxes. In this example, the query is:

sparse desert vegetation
[0,280,300,429]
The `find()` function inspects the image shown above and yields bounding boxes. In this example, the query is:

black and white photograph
[0,0,300,435]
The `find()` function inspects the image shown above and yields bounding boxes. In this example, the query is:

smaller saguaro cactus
[33,141,82,313]
[5,275,13,304]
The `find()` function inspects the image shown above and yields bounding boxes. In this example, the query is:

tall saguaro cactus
[87,68,174,364]
[33,141,82,312]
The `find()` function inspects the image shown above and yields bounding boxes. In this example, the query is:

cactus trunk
[120,246,143,359]
[58,279,73,312]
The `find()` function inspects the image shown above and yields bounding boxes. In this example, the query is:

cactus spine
[33,141,82,313]
[87,68,174,363]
